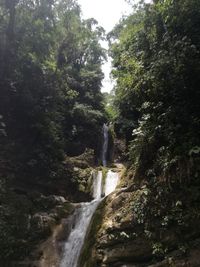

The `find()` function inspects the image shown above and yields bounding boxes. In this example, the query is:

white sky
[78,0,151,92]
[78,0,132,33]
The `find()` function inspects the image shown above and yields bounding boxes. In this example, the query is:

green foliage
[109,2,200,260]
[110,0,200,186]
[0,190,32,260]
[0,0,106,178]
[129,181,200,261]
[0,0,106,261]
[103,91,118,121]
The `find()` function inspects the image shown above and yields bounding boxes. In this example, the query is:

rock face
[80,181,200,267]
[31,212,56,236]
[80,190,152,267]
[6,194,75,267]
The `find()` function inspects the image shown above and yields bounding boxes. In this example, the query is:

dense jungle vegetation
[110,0,200,180]
[105,0,200,263]
[0,0,106,261]
[0,0,200,265]
[79,2,200,266]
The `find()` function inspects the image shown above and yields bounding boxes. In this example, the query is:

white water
[60,170,119,267]
[104,170,119,196]
[102,123,109,166]
[59,200,99,267]
[92,171,102,199]
[60,123,119,267]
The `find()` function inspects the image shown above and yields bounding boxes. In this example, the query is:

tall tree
[0,0,106,184]
[110,0,200,184]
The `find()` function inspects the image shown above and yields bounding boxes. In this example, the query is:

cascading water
[59,170,119,267]
[59,173,102,267]
[60,124,119,267]
[59,200,100,267]
[102,123,109,166]
[104,170,119,196]
[92,171,103,199]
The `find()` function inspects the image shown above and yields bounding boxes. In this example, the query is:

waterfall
[102,123,109,166]
[59,200,99,267]
[59,172,102,267]
[104,170,119,196]
[59,170,119,267]
[92,171,102,199]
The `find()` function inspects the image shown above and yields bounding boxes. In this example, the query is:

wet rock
[30,193,67,211]
[101,238,152,264]
[31,212,56,236]
[111,193,127,210]
[65,148,95,169]
[79,189,153,267]
[42,194,66,206]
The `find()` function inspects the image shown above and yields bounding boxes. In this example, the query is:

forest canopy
[0,0,200,264]
[0,0,106,182]
[109,0,200,184]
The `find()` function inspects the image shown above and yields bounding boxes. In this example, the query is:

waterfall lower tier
[60,169,119,267]
[60,200,100,267]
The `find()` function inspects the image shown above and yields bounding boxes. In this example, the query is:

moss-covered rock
[0,187,75,265]
[75,167,94,195]
[79,175,200,267]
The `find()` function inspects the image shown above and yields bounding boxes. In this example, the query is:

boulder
[31,212,56,237]
[101,238,152,264]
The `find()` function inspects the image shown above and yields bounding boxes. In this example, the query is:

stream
[59,170,119,267]
[60,124,118,267]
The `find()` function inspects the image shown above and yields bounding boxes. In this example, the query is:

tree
[0,0,106,183]
[110,0,200,185]
[0,0,106,260]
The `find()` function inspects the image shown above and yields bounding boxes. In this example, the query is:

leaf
[189,146,200,156]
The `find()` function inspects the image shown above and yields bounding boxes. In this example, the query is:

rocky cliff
[80,166,200,267]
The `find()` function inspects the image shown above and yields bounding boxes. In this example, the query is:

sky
[78,0,132,33]
[78,0,133,93]
[78,0,152,93]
